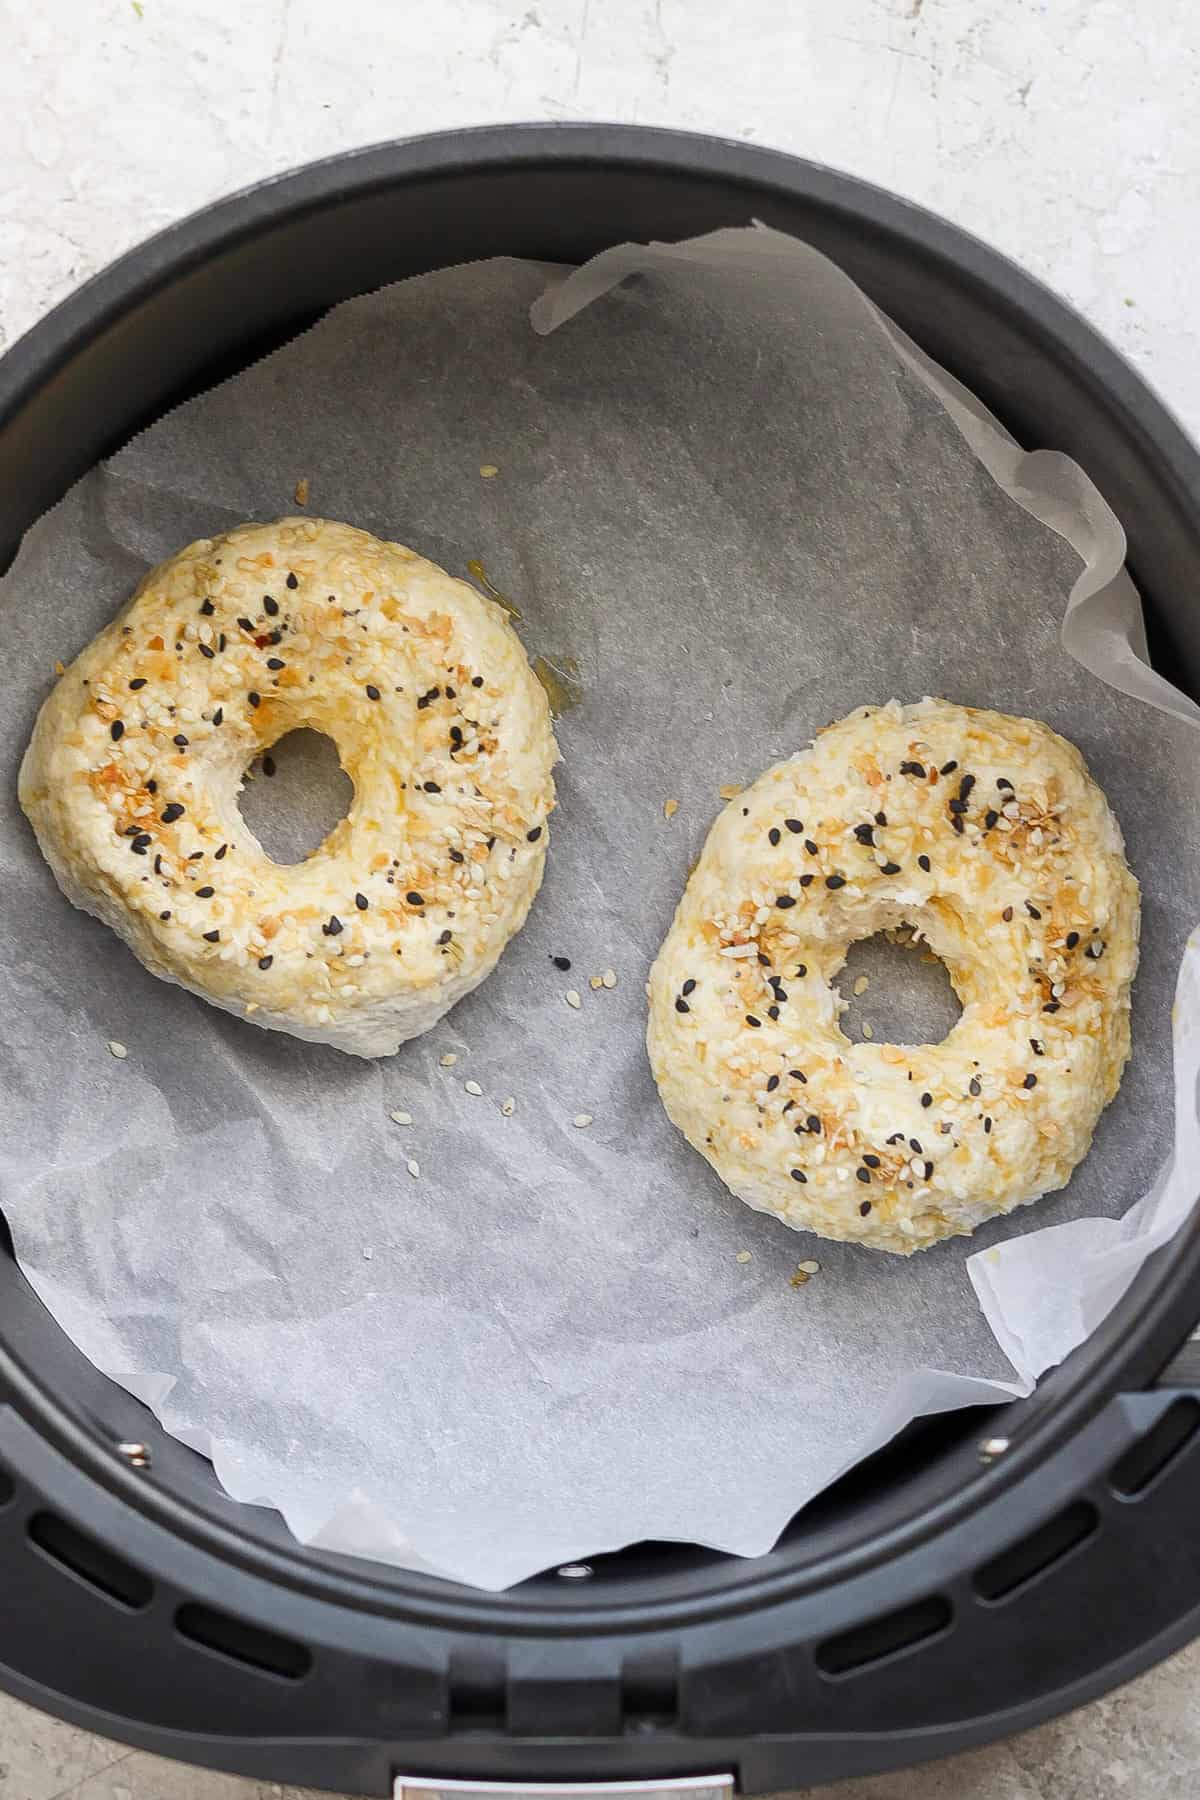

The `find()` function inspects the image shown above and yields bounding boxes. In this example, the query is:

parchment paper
[3,226,1199,1589]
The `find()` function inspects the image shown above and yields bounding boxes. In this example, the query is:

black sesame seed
[154,854,163,875]
[449,848,465,863]
[923,1160,934,1180]
[286,572,298,590]
[790,1070,807,1083]
[948,798,968,814]
[784,818,803,834]
[130,835,151,854]
[1044,1001,1061,1014]
[984,809,999,829]
[160,910,171,920]
[552,954,571,971]
[675,997,690,1013]
[806,1114,821,1134]
[215,844,228,860]
[247,692,261,709]
[173,733,188,748]
[799,873,815,887]
[472,675,484,687]
[200,598,215,616]
[198,643,215,659]
[266,656,285,670]
[767,1074,780,1092]
[203,929,220,942]
[195,885,215,898]
[984,1116,993,1132]
[900,760,926,777]
[323,915,344,936]
[1002,905,1014,922]
[423,780,441,794]
[263,596,279,616]
[366,684,381,701]
[355,893,369,910]
[795,964,807,978]
[110,720,125,740]
[745,1014,761,1028]
[997,777,1013,791]
[856,1168,871,1184]
[1066,931,1080,949]
[863,1153,881,1168]
[918,854,931,872]
[859,1199,872,1216]
[445,686,456,699]
[853,823,875,845]
[804,838,819,855]
[406,891,424,906]
[880,861,901,875]
[969,1076,982,1096]
[776,894,797,909]
[526,825,543,842]
[826,874,846,889]
[161,803,184,824]
[188,851,202,861]
[129,677,147,690]
[682,978,696,995]
[146,780,157,793]
[791,1169,807,1183]
[939,759,958,775]
[951,814,965,835]
[212,708,223,726]
[768,1005,780,1020]
[768,827,781,846]
[958,774,976,799]
[237,616,254,632]
[1030,1038,1044,1055]
[909,1138,923,1153]
[921,1092,933,1107]
[258,954,273,970]
[262,755,276,777]
[1025,901,1042,919]
[1023,1073,1037,1089]
[875,811,888,826]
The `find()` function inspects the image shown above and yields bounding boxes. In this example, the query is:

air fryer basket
[2,125,1200,1797]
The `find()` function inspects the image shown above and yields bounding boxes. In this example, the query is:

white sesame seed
[797,1259,820,1275]
[107,1039,128,1059]
[565,989,582,1009]
[853,975,869,996]
[406,1158,421,1178]
[464,1079,484,1096]
[602,969,617,989]
[389,1109,412,1126]
[589,974,603,990]
[500,1096,516,1116]
[573,1112,594,1128]
[439,1052,458,1066]
[735,1250,752,1263]
[861,1022,874,1038]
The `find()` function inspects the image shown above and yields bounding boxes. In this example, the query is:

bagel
[647,699,1138,1254]
[19,518,557,1057]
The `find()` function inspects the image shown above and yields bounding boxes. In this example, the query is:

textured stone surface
[1,0,1198,1793]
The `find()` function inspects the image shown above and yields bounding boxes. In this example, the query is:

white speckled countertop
[2,1,1198,1795]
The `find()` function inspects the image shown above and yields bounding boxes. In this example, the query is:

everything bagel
[20,518,557,1057]
[647,699,1139,1253]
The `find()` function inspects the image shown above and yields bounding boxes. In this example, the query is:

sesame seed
[862,1152,880,1167]
[875,811,888,826]
[745,1014,761,1028]
[552,955,571,971]
[899,760,925,777]
[663,797,680,819]
[997,777,1013,791]
[853,975,869,996]
[766,1074,780,1092]
[286,572,298,589]
[984,1116,993,1132]
[791,1168,807,1183]
[1030,1038,1044,1055]
[107,1039,128,1059]
[110,720,124,741]
[215,844,228,860]
[195,885,215,899]
[805,1114,821,1134]
[263,596,279,616]
[203,929,220,943]
[776,895,796,909]
[406,891,425,906]
[173,733,189,748]
[573,1112,593,1128]
[199,598,215,616]
[438,929,452,945]
[1002,906,1013,922]
[390,1109,413,1126]
[1066,931,1080,949]
[602,968,617,989]
[923,1160,934,1179]
[768,827,781,846]
[826,873,846,889]
[258,955,273,970]
[735,1250,752,1263]
[969,1076,981,1096]
[527,825,543,841]
[917,854,931,872]
[682,978,696,995]
[247,692,261,708]
[198,643,215,659]
[323,915,343,935]
[366,684,381,700]
[565,989,582,1009]
[785,818,803,834]
[1023,1073,1038,1089]
[1025,901,1042,919]
[984,809,999,829]
[804,838,819,855]
[465,1080,484,1096]
[921,1092,933,1107]
[859,1200,872,1216]
[856,1168,871,1183]
[355,892,369,910]
[797,1260,820,1275]
[880,861,901,875]
[160,910,171,921]
[939,760,957,775]
[449,849,465,863]
[212,708,223,726]
[129,677,147,690]
[472,675,484,687]
[440,1053,457,1066]
[406,1158,421,1179]
[853,823,874,845]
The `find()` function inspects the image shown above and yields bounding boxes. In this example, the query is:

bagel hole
[835,928,961,1047]
[238,730,354,864]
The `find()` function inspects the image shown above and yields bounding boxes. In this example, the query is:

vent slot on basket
[1111,1397,1200,1496]
[816,1594,952,1676]
[175,1601,312,1680]
[973,1499,1098,1602]
[0,1458,13,1509]
[28,1511,153,1611]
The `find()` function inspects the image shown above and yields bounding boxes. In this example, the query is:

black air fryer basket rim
[1,131,1200,1791]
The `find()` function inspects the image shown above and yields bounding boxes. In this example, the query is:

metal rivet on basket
[117,1441,152,1470]
[557,1562,594,1579]
[978,1436,1011,1464]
